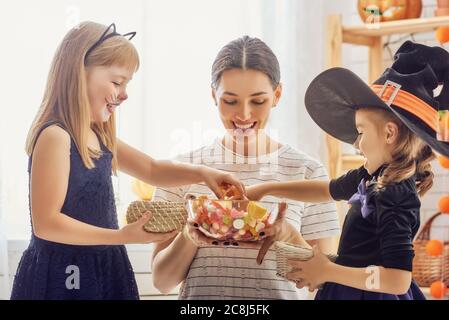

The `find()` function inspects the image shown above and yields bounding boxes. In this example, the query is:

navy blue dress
[316,165,426,300]
[11,121,139,300]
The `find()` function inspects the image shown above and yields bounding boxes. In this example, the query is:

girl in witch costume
[246,41,449,299]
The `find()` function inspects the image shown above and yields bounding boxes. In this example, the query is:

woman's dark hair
[211,36,280,89]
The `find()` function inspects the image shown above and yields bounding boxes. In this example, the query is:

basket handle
[415,212,442,241]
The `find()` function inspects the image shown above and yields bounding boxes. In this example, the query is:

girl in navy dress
[246,41,449,299]
[10,21,245,300]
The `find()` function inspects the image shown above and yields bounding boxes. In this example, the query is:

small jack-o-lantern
[358,0,422,23]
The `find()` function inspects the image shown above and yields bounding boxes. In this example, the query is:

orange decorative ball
[430,281,448,299]
[438,156,449,169]
[436,27,449,45]
[439,196,449,214]
[435,27,449,44]
[426,240,444,257]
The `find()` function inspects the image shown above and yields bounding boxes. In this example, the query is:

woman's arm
[246,180,332,203]
[151,228,198,294]
[117,139,245,197]
[31,126,176,245]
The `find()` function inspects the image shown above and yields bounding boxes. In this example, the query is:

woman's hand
[199,166,246,199]
[286,245,333,291]
[256,203,311,264]
[119,211,179,244]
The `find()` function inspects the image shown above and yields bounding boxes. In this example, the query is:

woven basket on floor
[126,201,187,233]
[412,212,449,287]
[274,241,338,281]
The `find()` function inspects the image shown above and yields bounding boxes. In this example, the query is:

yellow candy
[247,201,267,220]
[248,219,257,228]
[222,201,233,210]
[249,227,258,237]
[255,222,266,233]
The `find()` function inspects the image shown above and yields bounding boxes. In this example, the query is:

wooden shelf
[344,15,449,39]
[341,155,365,172]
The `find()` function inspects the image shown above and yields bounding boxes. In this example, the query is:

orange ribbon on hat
[371,84,438,131]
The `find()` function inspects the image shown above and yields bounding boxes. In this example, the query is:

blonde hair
[25,21,140,173]
[369,108,436,197]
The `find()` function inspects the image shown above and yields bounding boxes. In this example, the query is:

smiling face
[212,68,282,141]
[86,65,134,123]
[354,108,399,174]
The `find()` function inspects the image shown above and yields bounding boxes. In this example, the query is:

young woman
[151,36,340,300]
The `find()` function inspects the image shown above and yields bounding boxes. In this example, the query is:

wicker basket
[412,212,449,287]
[274,241,338,281]
[126,201,187,233]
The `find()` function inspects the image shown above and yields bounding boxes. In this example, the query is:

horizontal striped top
[153,138,340,300]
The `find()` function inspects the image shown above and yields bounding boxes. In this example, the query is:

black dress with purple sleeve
[315,165,426,300]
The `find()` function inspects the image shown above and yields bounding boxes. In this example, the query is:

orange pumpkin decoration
[439,196,449,214]
[430,281,448,299]
[358,0,422,23]
[426,240,444,257]
[436,27,449,45]
[438,155,449,169]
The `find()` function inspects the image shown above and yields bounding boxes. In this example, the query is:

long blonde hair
[371,108,436,197]
[26,21,139,173]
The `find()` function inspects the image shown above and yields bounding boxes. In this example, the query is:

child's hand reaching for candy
[245,183,269,201]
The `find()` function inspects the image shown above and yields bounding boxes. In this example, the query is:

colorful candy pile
[190,197,272,241]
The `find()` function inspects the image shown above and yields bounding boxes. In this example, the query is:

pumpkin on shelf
[357,0,422,23]
[434,1,449,44]
[435,0,449,16]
